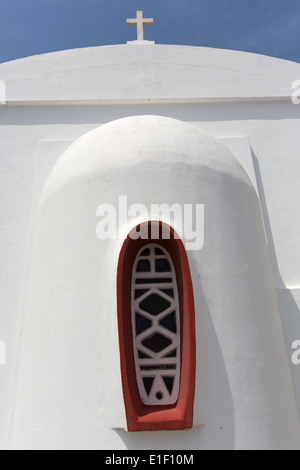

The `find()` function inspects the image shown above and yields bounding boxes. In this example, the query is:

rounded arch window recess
[117,221,196,432]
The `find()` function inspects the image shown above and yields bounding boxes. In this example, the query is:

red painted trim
[117,221,196,432]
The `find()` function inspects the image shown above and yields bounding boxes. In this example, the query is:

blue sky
[0,0,299,64]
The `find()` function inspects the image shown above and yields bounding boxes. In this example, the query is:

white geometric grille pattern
[131,244,181,406]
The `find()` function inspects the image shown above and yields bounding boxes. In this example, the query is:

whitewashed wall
[0,45,300,449]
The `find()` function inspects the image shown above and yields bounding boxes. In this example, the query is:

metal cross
[127,11,154,41]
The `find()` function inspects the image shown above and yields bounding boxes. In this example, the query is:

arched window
[133,244,181,406]
[117,222,196,432]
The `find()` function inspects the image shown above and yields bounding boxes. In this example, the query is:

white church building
[1,12,300,450]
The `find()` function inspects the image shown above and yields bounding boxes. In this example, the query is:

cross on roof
[126,11,154,41]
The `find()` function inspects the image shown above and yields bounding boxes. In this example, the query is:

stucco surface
[0,45,299,449]
[10,116,300,449]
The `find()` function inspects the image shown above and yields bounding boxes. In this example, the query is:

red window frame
[117,221,196,432]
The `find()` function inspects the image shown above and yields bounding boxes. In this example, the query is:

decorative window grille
[117,221,196,432]
[132,244,180,406]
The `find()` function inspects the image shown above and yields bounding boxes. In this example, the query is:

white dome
[11,115,300,450]
[41,115,252,205]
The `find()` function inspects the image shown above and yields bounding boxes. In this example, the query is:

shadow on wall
[115,257,235,450]
[277,290,300,420]
[252,150,300,422]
